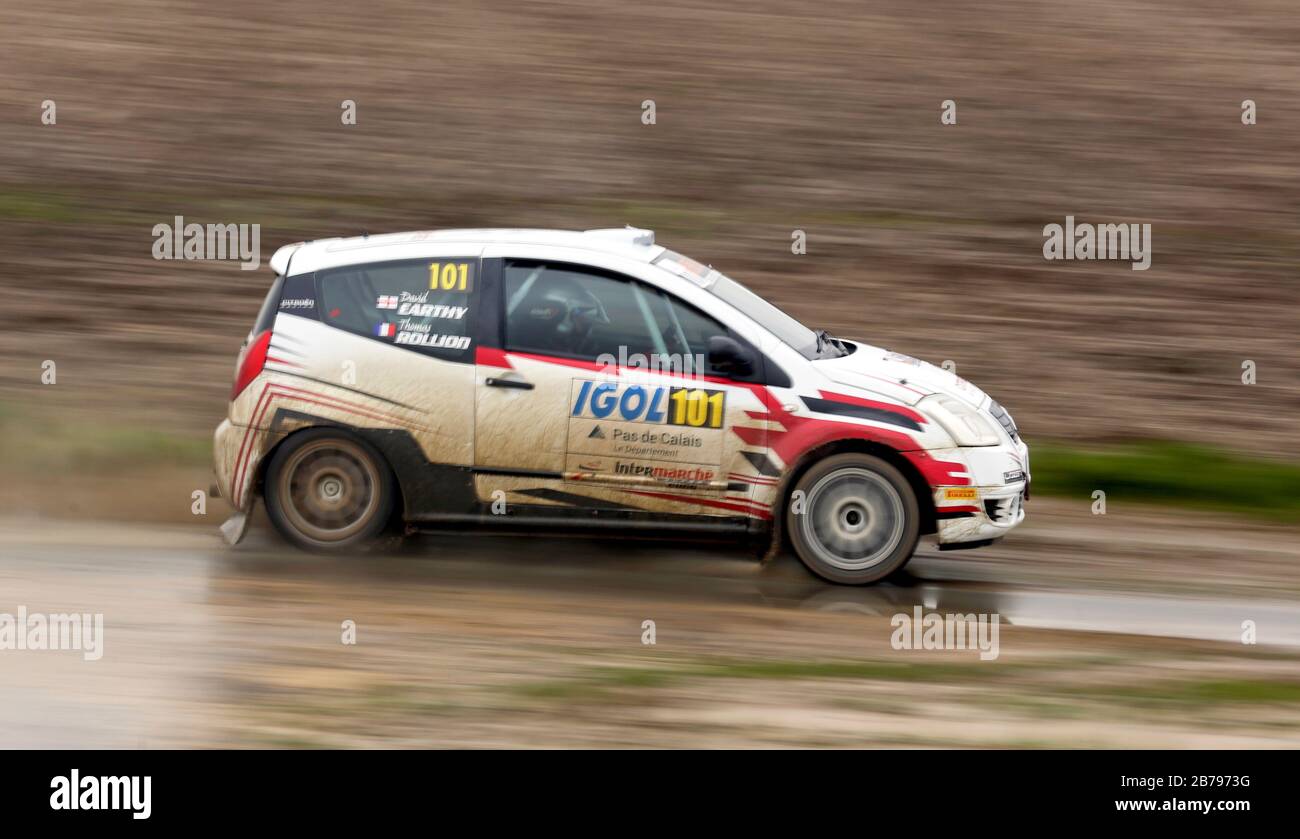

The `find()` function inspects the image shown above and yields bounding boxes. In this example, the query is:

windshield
[653,250,847,359]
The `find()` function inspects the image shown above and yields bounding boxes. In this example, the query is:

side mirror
[707,335,754,378]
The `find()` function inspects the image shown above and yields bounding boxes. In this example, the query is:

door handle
[486,377,534,390]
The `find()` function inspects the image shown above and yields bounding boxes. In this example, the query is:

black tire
[786,453,920,585]
[263,429,398,552]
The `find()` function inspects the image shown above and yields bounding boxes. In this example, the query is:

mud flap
[220,510,252,546]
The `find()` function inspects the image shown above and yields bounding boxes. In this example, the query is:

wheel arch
[253,423,407,526]
[763,438,936,561]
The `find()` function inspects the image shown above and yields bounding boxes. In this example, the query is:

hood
[812,340,989,408]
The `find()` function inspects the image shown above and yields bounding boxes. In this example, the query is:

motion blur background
[0,1,1298,747]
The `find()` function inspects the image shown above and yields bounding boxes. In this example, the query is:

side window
[655,293,762,382]
[317,258,477,360]
[276,273,319,321]
[503,261,661,361]
[651,296,721,369]
[501,260,764,380]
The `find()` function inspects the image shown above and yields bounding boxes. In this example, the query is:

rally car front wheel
[264,430,397,551]
[786,453,920,585]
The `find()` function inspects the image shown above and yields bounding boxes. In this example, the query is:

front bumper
[929,437,1030,546]
[933,481,1026,544]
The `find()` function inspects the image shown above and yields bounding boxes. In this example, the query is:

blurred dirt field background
[0,0,1296,462]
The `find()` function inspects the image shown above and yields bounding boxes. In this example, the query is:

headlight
[919,394,1001,447]
[987,399,1019,441]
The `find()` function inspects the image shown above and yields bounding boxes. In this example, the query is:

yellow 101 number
[668,387,725,429]
[429,262,472,292]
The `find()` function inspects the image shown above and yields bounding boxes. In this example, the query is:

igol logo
[571,380,727,429]
[572,381,668,423]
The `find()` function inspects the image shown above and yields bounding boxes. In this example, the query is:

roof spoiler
[268,242,304,276]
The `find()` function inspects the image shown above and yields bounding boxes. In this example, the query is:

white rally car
[214,227,1028,584]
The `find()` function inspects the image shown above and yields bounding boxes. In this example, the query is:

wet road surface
[2,506,1298,747]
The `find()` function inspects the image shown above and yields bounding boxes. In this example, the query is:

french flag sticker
[375,323,396,338]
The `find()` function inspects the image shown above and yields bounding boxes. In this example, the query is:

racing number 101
[669,388,725,429]
[429,262,471,291]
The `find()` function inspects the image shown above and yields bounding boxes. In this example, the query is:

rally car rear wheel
[264,430,396,551]
[787,453,920,585]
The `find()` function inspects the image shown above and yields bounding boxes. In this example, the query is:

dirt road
[2,501,1298,748]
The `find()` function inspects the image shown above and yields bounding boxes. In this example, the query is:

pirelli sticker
[943,487,978,501]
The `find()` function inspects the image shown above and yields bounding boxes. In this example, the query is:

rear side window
[276,273,319,321]
[317,258,477,360]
